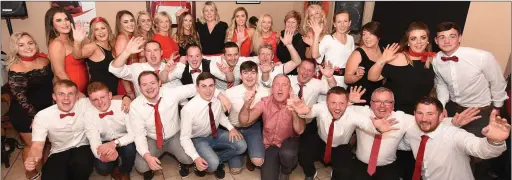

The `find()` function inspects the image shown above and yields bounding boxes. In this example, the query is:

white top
[32,98,91,155]
[204,56,260,90]
[225,84,270,127]
[180,95,235,160]
[300,104,379,147]
[129,85,199,156]
[165,59,230,87]
[259,63,287,88]
[108,62,182,95]
[315,34,355,69]
[83,100,134,159]
[433,47,508,108]
[404,122,506,180]
[289,75,331,123]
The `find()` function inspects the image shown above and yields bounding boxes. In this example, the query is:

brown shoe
[111,167,121,180]
[119,173,131,180]
[246,156,255,171]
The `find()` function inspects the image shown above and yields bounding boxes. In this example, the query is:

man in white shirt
[400,97,509,180]
[159,44,234,90]
[108,37,182,96]
[24,80,94,180]
[288,86,396,180]
[180,72,246,179]
[130,71,228,179]
[225,61,270,174]
[433,22,508,178]
[84,82,135,180]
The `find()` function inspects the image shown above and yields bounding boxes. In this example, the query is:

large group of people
[4,2,509,180]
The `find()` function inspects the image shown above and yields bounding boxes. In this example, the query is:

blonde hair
[153,11,173,37]
[88,20,115,49]
[115,10,137,37]
[200,1,220,23]
[136,11,154,40]
[303,4,328,37]
[6,32,41,68]
[251,14,274,54]
[226,7,248,42]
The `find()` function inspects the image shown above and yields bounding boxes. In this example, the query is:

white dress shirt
[84,100,134,159]
[404,122,506,180]
[300,104,379,147]
[108,62,182,95]
[32,98,91,155]
[204,56,260,90]
[289,76,331,123]
[433,47,508,108]
[165,59,230,86]
[130,85,200,156]
[225,84,270,127]
[180,96,235,160]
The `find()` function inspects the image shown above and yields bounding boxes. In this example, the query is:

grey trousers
[134,133,193,172]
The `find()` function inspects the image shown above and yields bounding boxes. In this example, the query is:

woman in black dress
[277,10,307,75]
[196,1,228,55]
[7,32,54,179]
[71,17,119,95]
[174,11,201,56]
[344,22,384,105]
[367,22,436,180]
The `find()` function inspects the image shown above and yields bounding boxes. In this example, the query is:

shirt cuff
[493,101,504,108]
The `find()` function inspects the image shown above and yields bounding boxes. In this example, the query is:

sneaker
[178,163,189,177]
[278,172,290,180]
[215,163,226,179]
[193,164,206,177]
[304,171,317,180]
[143,171,154,180]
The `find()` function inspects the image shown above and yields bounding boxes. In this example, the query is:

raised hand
[379,43,400,63]
[236,28,247,45]
[320,60,334,78]
[286,95,309,115]
[280,28,294,46]
[451,107,481,126]
[217,62,233,74]
[124,37,145,55]
[175,7,189,17]
[371,115,400,133]
[302,35,313,46]
[72,21,87,42]
[164,58,177,72]
[259,62,274,73]
[244,90,256,103]
[349,86,367,104]
[482,109,511,143]
[309,18,323,36]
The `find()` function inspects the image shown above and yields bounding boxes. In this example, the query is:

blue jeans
[231,121,265,168]
[192,129,247,172]
[94,142,136,175]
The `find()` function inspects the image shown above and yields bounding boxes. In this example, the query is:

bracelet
[122,94,131,100]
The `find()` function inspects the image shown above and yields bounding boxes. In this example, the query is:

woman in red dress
[152,11,179,62]
[114,10,137,98]
[251,14,279,63]
[45,7,88,94]
[225,7,254,57]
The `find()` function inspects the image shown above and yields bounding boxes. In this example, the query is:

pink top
[262,31,279,63]
[254,96,297,148]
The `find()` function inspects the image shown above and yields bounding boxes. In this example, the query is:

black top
[8,64,54,128]
[348,47,384,106]
[86,45,119,95]
[196,21,228,55]
[382,60,435,114]
[180,59,211,85]
[276,30,307,75]
[178,34,200,56]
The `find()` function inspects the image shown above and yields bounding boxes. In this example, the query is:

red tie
[367,134,382,176]
[154,70,160,74]
[227,67,235,89]
[208,102,218,137]
[190,69,201,74]
[413,135,430,180]
[147,98,164,149]
[60,112,75,119]
[408,49,436,62]
[323,118,336,163]
[298,84,304,99]
[99,110,114,119]
[441,56,459,62]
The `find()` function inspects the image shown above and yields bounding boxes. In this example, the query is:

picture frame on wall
[147,1,195,27]
[236,1,260,4]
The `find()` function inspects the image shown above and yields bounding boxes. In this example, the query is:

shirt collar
[420,122,445,139]
[440,46,462,58]
[142,91,163,106]
[189,63,203,72]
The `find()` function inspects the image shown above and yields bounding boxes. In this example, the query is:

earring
[406,44,409,46]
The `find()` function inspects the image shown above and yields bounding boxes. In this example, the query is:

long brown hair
[226,7,248,42]
[136,11,154,40]
[115,10,137,37]
[398,22,432,68]
[44,7,75,45]
[176,12,200,46]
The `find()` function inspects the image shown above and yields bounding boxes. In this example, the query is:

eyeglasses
[371,100,394,106]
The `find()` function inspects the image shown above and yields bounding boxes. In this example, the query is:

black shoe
[193,164,206,177]
[178,163,190,177]
[279,172,289,180]
[143,171,154,180]
[215,163,226,179]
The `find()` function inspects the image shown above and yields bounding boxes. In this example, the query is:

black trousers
[41,145,94,180]
[261,137,299,180]
[396,150,414,180]
[299,131,353,180]
[351,158,400,180]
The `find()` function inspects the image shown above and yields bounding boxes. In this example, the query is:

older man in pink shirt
[239,74,306,180]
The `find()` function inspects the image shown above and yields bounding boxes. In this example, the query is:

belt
[452,102,492,111]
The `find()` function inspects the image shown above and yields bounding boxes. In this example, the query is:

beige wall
[461,2,511,73]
